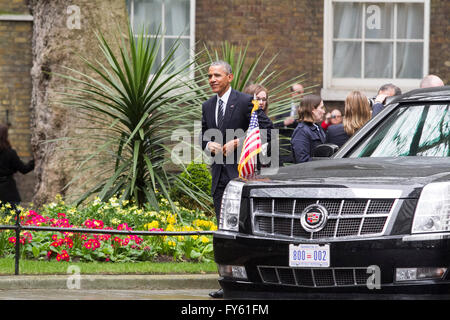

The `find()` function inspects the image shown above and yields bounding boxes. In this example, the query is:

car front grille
[252,198,396,240]
[258,266,370,288]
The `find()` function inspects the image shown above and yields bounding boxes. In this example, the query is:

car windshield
[348,103,450,157]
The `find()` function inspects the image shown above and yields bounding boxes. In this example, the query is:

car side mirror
[313,143,339,158]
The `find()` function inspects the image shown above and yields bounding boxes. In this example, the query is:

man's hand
[375,93,389,104]
[208,142,223,155]
[284,117,295,126]
[223,139,239,156]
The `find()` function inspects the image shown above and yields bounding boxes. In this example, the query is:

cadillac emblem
[300,204,328,233]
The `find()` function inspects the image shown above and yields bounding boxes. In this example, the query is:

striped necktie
[217,99,224,129]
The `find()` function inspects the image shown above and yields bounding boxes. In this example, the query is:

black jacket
[291,122,326,163]
[0,148,34,203]
[326,124,350,147]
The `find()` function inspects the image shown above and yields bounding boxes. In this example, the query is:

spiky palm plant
[57,26,201,210]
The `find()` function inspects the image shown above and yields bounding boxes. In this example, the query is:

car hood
[244,157,450,198]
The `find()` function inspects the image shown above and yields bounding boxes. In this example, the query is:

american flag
[238,101,262,179]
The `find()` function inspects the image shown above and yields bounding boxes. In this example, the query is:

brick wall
[196,0,324,96]
[0,0,29,14]
[0,0,35,204]
[429,0,450,85]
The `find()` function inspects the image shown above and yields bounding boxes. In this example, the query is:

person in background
[326,91,371,147]
[371,83,402,117]
[0,123,34,213]
[278,83,304,127]
[244,83,269,115]
[275,83,305,165]
[291,94,326,163]
[420,74,444,88]
[321,108,343,131]
[243,83,274,168]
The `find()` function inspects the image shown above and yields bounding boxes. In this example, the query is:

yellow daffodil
[200,236,210,243]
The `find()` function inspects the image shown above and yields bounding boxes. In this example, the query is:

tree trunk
[28,0,128,207]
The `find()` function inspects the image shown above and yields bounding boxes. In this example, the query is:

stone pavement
[0,274,221,300]
[0,274,220,290]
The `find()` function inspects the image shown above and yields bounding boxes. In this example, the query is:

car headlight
[412,182,450,234]
[219,180,245,232]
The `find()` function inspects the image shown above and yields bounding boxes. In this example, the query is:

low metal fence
[0,210,215,275]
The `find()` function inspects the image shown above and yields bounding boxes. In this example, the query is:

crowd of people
[244,73,445,165]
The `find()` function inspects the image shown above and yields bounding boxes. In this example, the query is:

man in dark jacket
[201,61,273,299]
[0,124,34,209]
[201,61,272,221]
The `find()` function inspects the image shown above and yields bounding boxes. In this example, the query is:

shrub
[170,162,213,214]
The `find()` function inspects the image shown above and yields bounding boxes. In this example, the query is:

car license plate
[289,244,330,268]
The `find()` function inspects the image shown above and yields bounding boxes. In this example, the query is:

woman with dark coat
[0,124,34,209]
[291,95,327,163]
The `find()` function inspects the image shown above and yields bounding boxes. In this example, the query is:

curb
[0,274,220,290]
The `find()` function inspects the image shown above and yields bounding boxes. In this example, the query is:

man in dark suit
[201,61,255,221]
[202,60,258,299]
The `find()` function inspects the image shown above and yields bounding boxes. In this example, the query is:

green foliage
[56,24,202,211]
[181,162,212,194]
[170,162,213,214]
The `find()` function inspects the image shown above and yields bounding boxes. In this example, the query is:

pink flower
[117,223,132,231]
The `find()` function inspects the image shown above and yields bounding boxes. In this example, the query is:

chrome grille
[258,266,369,288]
[252,198,396,240]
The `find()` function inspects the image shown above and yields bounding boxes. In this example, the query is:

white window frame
[128,0,196,75]
[322,0,430,101]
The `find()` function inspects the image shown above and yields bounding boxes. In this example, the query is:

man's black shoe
[209,288,224,298]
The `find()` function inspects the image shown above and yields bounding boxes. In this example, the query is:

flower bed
[0,196,216,263]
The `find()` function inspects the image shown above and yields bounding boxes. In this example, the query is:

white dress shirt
[215,86,232,127]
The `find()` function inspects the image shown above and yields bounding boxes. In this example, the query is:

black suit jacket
[325,124,350,147]
[201,89,273,195]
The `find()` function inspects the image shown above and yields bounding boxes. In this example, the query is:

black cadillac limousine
[214,86,450,299]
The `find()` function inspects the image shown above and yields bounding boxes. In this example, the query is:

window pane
[418,105,450,156]
[133,0,162,33]
[165,0,190,36]
[365,3,394,39]
[396,42,423,79]
[333,42,361,77]
[364,42,393,78]
[164,38,190,73]
[349,105,450,158]
[397,3,424,39]
[333,2,362,39]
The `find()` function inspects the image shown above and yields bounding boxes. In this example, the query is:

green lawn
[0,258,218,275]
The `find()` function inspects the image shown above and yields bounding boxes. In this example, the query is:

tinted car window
[349,104,450,157]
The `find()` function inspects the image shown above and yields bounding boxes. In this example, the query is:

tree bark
[28,0,128,206]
